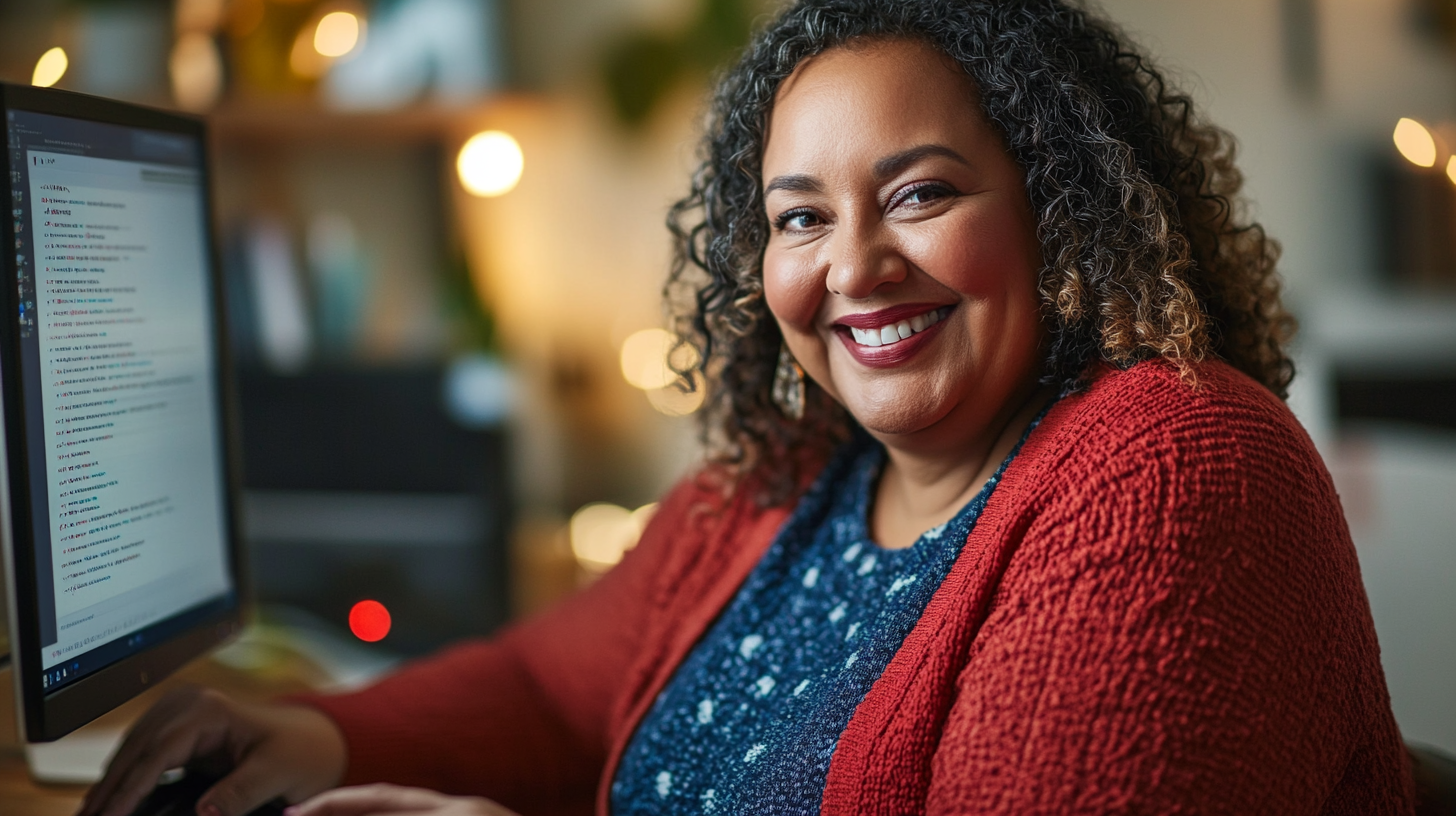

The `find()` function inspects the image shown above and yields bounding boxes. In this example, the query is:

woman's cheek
[906,219,1011,297]
[762,249,824,331]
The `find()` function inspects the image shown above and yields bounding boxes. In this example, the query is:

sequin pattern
[611,416,1044,815]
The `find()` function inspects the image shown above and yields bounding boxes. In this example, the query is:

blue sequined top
[610,417,1043,815]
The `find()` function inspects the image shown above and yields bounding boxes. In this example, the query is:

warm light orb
[1447,156,1456,186]
[570,502,657,572]
[1394,118,1438,168]
[348,599,391,642]
[174,0,226,35]
[32,47,68,88]
[313,11,362,58]
[647,380,706,416]
[457,131,524,197]
[170,33,224,112]
[620,328,676,390]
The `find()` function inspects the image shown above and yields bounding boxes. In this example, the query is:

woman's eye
[773,208,821,232]
[895,183,954,208]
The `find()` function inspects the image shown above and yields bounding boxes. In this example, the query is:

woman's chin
[843,397,951,440]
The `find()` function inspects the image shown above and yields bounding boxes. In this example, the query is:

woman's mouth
[845,306,952,348]
[834,304,954,368]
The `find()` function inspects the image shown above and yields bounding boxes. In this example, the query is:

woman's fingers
[196,705,349,816]
[194,751,291,816]
[94,707,231,816]
[80,686,209,815]
[285,784,447,816]
[284,785,520,816]
[78,692,346,816]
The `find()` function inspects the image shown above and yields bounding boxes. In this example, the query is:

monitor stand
[0,554,119,785]
[21,726,122,784]
[1,670,123,786]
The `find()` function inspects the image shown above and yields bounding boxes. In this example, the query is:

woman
[84,1,1414,814]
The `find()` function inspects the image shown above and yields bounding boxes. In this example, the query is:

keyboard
[129,770,288,816]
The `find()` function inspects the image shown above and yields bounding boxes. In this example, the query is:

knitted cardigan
[299,361,1415,815]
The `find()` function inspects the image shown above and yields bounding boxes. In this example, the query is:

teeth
[848,307,948,348]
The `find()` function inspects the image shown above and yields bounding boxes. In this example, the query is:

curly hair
[665,0,1296,503]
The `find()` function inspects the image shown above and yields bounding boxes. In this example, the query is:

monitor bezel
[0,82,247,742]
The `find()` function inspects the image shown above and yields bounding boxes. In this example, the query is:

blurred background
[0,0,1451,752]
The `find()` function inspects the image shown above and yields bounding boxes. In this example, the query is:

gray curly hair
[666,0,1295,503]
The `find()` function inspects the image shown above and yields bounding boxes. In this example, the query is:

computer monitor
[0,83,244,745]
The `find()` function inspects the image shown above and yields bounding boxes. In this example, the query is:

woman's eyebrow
[763,174,823,196]
[763,145,971,196]
[873,144,970,180]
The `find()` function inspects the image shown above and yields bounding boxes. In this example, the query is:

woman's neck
[869,381,1055,549]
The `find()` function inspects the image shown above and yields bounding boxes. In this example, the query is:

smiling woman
[758,40,1048,548]
[82,2,1415,816]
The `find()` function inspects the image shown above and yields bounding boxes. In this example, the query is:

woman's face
[762,38,1045,450]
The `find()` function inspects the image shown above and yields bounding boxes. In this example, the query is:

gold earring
[772,343,805,421]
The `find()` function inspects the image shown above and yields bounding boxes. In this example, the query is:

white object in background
[23,728,124,784]
[325,0,503,110]
[1288,287,1456,454]
[246,219,313,373]
[443,353,516,428]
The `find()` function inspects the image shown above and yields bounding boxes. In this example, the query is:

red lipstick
[833,304,954,369]
[834,303,948,329]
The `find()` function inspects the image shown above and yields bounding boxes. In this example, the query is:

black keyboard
[129,770,288,816]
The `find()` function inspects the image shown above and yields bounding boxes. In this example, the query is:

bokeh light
[170,33,224,112]
[620,329,702,415]
[646,379,706,416]
[348,599,392,642]
[314,11,362,59]
[174,0,225,35]
[1447,156,1456,186]
[32,47,68,88]
[570,502,657,572]
[457,131,524,197]
[619,328,676,390]
[1394,118,1438,168]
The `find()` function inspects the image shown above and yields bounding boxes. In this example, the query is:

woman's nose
[824,225,908,298]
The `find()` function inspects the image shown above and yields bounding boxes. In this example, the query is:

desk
[0,656,320,816]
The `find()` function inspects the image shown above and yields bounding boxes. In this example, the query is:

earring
[772,343,806,421]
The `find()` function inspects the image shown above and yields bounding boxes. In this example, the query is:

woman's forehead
[764,39,989,177]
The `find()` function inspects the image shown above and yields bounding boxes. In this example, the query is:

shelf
[206,94,539,147]
[1300,288,1456,372]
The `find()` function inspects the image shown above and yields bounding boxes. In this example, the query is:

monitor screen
[3,90,240,737]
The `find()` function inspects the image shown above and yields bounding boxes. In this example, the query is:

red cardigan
[300,361,1415,815]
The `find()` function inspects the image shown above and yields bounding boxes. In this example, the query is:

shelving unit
[202,96,524,652]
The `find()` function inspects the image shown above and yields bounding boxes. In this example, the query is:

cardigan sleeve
[290,477,709,816]
[923,396,1412,814]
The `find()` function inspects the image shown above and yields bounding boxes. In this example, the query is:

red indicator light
[348,600,391,643]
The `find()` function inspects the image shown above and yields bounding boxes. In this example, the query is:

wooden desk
[0,655,321,816]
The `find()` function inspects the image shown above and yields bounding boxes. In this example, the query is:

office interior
[0,0,1451,759]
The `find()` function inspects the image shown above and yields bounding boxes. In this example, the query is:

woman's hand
[79,686,348,816]
[284,784,519,816]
